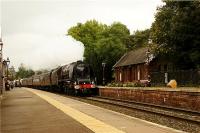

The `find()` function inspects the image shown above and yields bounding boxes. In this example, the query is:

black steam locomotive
[20,61,96,95]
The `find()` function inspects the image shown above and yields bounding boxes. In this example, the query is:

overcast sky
[1,0,163,70]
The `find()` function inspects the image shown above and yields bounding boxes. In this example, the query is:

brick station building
[113,47,150,83]
[113,47,174,83]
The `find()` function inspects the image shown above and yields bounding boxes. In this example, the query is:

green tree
[68,20,106,47]
[126,29,150,50]
[8,66,16,80]
[96,22,129,81]
[150,1,200,69]
[15,64,35,79]
[35,69,49,75]
[68,20,130,84]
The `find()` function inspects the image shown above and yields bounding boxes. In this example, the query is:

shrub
[106,81,147,87]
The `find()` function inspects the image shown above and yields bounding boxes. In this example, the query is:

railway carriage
[40,72,51,89]
[50,67,62,91]
[27,77,33,88]
[21,78,28,87]
[32,75,41,89]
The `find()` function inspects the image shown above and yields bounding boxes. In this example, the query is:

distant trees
[15,64,50,79]
[8,66,16,80]
[35,69,49,75]
[14,64,50,80]
[126,29,150,50]
[15,64,35,79]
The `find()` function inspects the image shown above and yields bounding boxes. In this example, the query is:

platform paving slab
[1,88,93,133]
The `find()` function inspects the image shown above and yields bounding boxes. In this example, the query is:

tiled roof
[113,47,150,68]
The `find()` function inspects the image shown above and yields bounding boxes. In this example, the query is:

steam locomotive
[20,61,96,95]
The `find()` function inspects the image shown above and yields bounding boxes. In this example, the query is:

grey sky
[1,0,163,70]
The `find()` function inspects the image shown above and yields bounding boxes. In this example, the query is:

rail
[86,96,200,123]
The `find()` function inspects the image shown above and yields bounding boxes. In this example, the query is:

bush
[106,81,146,87]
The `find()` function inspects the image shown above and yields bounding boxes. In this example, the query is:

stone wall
[98,87,200,112]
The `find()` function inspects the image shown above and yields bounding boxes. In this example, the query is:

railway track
[85,96,200,123]
[47,91,200,132]
[51,91,200,124]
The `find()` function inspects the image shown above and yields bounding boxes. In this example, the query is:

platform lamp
[4,57,10,79]
[0,40,3,94]
[3,57,10,91]
[0,40,3,61]
[102,62,106,86]
[146,38,151,86]
[0,41,3,51]
[146,50,150,65]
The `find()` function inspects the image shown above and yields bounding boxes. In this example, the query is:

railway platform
[1,88,184,133]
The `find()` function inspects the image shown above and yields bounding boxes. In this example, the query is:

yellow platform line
[27,88,125,133]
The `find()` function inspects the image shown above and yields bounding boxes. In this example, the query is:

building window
[137,70,140,80]
[119,72,122,82]
[137,66,140,80]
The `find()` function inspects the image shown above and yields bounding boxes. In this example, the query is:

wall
[0,62,6,95]
[99,87,200,112]
[114,63,149,83]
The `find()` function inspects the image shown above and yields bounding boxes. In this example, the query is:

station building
[113,47,174,83]
[113,46,200,87]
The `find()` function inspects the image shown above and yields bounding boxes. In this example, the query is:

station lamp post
[102,62,106,86]
[146,50,150,65]
[0,40,3,61]
[146,48,151,87]
[5,57,10,79]
[3,57,10,91]
[0,41,3,50]
[0,40,3,94]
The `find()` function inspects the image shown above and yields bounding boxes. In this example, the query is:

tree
[35,69,49,75]
[8,66,16,80]
[68,20,130,84]
[96,23,129,81]
[15,64,35,79]
[126,29,150,50]
[150,1,200,69]
[68,20,106,47]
